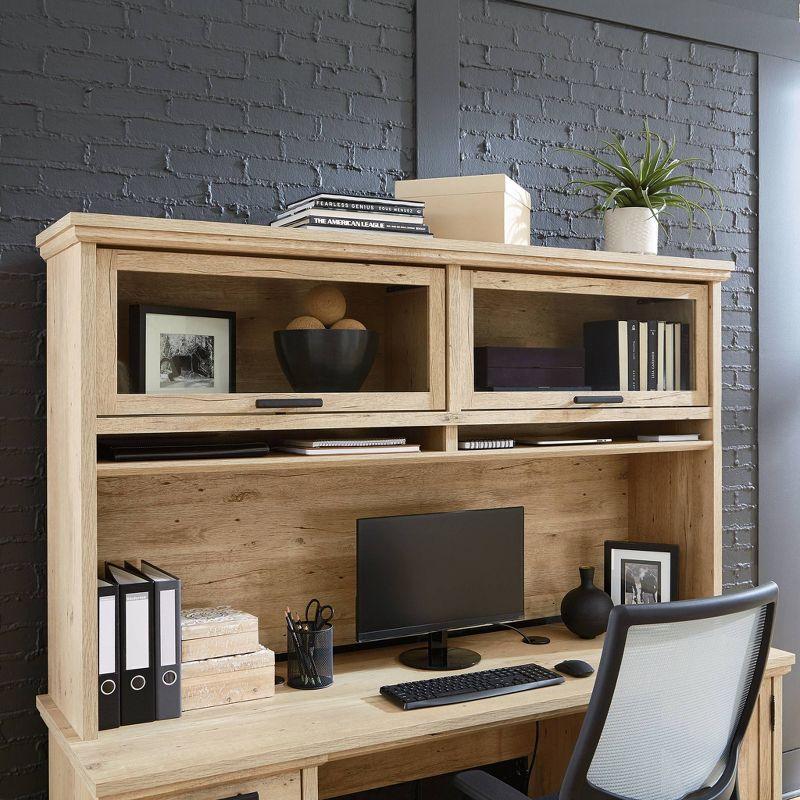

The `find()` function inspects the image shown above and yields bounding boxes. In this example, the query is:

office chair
[455,582,778,800]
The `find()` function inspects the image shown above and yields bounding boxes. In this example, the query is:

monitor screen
[356,507,524,642]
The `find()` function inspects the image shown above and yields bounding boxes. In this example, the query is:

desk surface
[37,625,795,800]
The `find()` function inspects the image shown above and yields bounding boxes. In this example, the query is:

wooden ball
[305,285,346,326]
[286,315,325,330]
[331,318,366,330]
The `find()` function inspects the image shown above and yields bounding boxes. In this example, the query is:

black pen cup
[287,622,334,689]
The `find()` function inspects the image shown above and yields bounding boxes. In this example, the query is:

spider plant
[562,121,722,235]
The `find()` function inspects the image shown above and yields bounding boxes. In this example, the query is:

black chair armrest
[454,771,532,800]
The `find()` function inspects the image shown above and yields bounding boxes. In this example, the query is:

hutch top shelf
[37,212,732,283]
[39,212,733,435]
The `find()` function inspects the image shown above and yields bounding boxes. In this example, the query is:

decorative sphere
[331,318,366,330]
[286,315,325,330]
[305,285,346,326]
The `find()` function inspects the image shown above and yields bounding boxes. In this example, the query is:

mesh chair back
[560,583,777,800]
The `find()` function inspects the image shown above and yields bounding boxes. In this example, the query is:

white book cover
[617,320,628,391]
[656,321,666,391]
[665,323,675,391]
[638,322,648,392]
[637,434,700,442]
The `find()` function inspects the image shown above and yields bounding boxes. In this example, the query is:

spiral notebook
[279,437,407,448]
[458,439,515,450]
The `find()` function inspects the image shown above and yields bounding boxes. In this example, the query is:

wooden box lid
[181,606,259,641]
[395,174,532,209]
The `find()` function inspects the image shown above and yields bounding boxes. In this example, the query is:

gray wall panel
[758,51,800,797]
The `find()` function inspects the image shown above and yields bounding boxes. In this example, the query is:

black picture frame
[129,304,236,394]
[604,539,679,605]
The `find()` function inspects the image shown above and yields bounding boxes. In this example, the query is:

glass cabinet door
[95,249,446,417]
[456,270,708,411]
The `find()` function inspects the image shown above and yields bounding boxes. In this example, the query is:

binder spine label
[99,595,116,674]
[125,592,150,670]
[160,589,177,666]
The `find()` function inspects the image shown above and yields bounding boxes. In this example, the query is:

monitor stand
[399,630,481,671]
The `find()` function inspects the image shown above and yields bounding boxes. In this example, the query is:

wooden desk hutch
[35,214,793,800]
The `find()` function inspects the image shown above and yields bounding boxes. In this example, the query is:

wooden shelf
[36,212,734,282]
[95,406,713,435]
[95,439,713,478]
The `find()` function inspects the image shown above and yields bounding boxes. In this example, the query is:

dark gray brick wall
[0,0,414,796]
[459,0,758,590]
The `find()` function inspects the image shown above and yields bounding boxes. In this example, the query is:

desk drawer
[149,770,302,800]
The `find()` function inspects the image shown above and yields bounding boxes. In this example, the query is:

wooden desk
[38,626,794,800]
[35,216,793,800]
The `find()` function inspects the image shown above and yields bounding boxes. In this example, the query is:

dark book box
[474,347,586,391]
[477,365,586,390]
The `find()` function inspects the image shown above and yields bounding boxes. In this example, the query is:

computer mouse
[555,659,594,678]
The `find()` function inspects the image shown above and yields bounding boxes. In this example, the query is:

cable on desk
[495,622,550,645]
[526,721,540,793]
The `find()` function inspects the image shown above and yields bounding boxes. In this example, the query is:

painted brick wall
[0,1,414,796]
[459,0,758,590]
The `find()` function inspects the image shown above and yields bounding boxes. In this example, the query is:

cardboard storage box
[394,174,531,244]
[182,645,275,711]
[181,606,260,662]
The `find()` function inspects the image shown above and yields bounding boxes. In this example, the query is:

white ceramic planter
[603,207,659,255]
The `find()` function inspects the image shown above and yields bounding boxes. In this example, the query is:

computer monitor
[356,506,524,670]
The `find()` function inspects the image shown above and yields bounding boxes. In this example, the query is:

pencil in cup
[286,620,334,689]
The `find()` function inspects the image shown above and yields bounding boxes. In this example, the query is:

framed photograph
[130,304,236,394]
[604,540,678,605]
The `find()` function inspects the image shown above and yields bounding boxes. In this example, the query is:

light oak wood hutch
[35,214,793,800]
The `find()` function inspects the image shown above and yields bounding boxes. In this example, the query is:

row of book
[270,192,432,236]
[584,320,691,392]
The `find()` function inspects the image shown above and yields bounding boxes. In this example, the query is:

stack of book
[583,320,691,391]
[270,193,431,236]
[274,436,421,456]
[180,606,274,712]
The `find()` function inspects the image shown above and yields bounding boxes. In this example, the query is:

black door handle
[218,793,258,800]
[573,395,624,404]
[255,398,323,409]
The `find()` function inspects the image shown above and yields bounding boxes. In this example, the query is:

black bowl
[274,329,379,392]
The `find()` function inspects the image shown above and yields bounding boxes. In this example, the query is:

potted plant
[563,121,722,255]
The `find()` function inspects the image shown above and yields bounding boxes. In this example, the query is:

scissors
[304,598,334,630]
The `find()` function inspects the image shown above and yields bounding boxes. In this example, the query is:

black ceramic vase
[560,566,613,639]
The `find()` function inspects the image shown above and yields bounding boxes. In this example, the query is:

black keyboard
[380,662,564,710]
